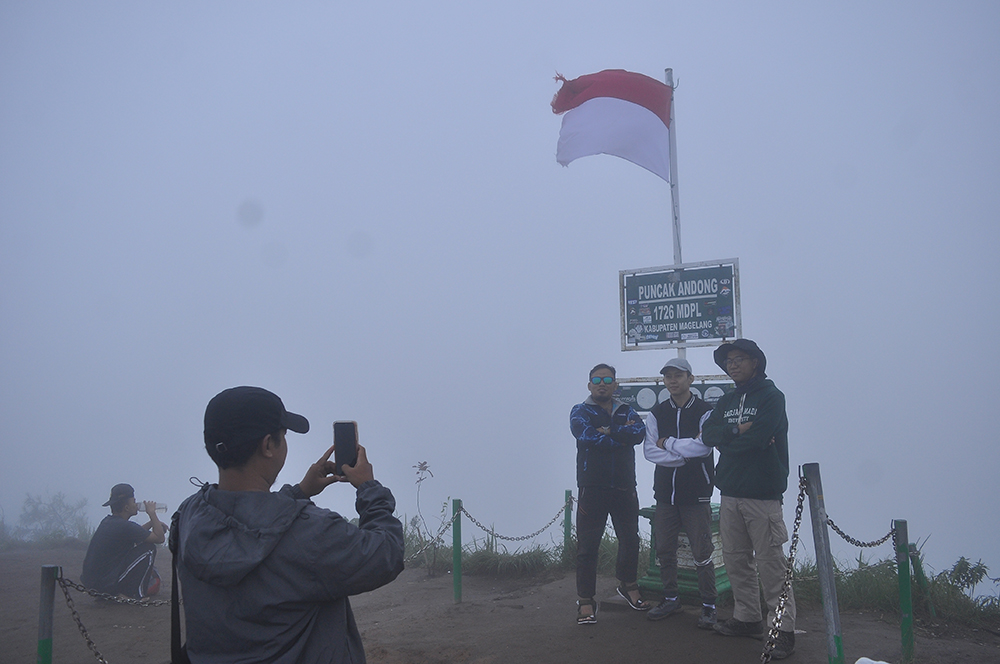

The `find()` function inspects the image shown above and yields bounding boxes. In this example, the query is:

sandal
[577,598,598,625]
[617,582,650,611]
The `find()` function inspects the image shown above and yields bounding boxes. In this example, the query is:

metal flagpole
[665,68,685,359]
[665,68,681,266]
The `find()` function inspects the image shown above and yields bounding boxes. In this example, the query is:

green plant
[462,539,553,577]
[945,557,995,598]
[792,553,1000,632]
[403,514,453,575]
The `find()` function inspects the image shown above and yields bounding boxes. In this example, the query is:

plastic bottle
[137,501,168,513]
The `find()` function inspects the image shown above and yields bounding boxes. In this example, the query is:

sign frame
[615,376,735,412]
[620,258,741,351]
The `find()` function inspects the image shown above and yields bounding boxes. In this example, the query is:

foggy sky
[2,2,998,583]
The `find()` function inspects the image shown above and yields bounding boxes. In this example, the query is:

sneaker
[697,605,717,630]
[713,617,764,639]
[145,568,161,596]
[769,630,795,659]
[647,597,682,621]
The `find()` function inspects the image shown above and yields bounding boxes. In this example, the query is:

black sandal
[576,598,598,624]
[617,582,650,611]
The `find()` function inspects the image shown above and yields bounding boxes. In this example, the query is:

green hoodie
[702,376,789,500]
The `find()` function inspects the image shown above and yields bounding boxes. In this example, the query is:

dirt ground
[4,543,999,664]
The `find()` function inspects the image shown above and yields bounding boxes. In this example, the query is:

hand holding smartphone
[333,421,359,475]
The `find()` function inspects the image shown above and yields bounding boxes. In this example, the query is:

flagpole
[665,69,686,360]
[665,68,681,265]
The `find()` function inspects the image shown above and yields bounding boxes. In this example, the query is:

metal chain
[56,577,111,664]
[59,576,172,607]
[827,517,895,549]
[404,509,462,563]
[761,474,807,664]
[460,495,574,543]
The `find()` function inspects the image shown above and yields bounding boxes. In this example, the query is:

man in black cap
[172,386,404,664]
[81,483,165,599]
[642,357,717,628]
[702,339,796,659]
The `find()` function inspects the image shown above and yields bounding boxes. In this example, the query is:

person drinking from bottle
[81,483,165,599]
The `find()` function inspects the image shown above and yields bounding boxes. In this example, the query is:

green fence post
[37,565,59,664]
[895,519,913,663]
[564,490,573,561]
[453,498,462,604]
[802,463,845,664]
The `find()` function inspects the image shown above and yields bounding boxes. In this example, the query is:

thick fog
[2,3,998,583]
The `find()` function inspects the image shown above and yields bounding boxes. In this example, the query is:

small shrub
[402,514,452,575]
[463,543,552,578]
[793,553,1000,632]
[5,493,92,548]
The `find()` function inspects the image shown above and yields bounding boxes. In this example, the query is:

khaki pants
[719,496,796,631]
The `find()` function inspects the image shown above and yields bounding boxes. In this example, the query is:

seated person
[81,483,165,599]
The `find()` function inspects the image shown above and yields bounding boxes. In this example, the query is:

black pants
[115,543,158,599]
[653,502,717,604]
[575,486,640,599]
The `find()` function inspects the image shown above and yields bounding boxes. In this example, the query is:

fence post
[802,463,845,664]
[563,490,573,558]
[453,498,462,604]
[894,519,914,663]
[38,565,60,664]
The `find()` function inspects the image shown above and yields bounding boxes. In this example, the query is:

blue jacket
[570,397,646,490]
[173,481,404,664]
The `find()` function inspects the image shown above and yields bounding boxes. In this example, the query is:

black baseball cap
[204,387,310,458]
[103,483,134,507]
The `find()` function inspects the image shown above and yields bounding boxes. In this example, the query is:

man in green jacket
[702,339,796,660]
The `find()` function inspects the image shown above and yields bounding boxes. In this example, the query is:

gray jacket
[173,480,404,664]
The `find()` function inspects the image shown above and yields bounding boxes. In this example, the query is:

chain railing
[404,494,574,563]
[404,509,462,563]
[460,495,573,543]
[760,473,901,663]
[58,576,171,607]
[827,517,895,549]
[759,464,913,664]
[53,570,171,664]
[56,576,110,664]
[760,474,807,663]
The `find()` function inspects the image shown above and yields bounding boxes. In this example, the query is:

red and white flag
[551,69,672,182]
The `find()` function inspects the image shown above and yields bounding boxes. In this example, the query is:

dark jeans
[653,502,717,604]
[576,486,640,599]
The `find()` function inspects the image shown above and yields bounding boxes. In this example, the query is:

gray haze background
[2,3,998,582]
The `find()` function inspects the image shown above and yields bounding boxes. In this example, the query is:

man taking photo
[172,386,404,664]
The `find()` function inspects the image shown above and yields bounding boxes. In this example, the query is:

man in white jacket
[643,358,718,628]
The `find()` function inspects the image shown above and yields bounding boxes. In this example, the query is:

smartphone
[333,421,358,475]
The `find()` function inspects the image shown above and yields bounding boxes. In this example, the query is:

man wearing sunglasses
[702,339,796,660]
[570,363,648,624]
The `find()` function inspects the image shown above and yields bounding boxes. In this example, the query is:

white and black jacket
[643,395,714,506]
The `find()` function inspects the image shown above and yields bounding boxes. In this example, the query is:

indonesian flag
[551,69,672,182]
